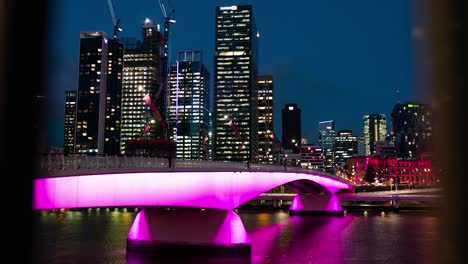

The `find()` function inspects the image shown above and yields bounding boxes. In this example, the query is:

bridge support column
[127,208,251,259]
[289,193,343,215]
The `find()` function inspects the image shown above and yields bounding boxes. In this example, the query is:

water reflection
[33,209,439,264]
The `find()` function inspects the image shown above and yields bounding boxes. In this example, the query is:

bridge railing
[40,154,354,184]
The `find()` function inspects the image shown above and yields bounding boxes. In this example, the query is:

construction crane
[157,0,176,140]
[107,0,122,39]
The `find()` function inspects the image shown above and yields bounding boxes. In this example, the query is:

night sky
[45,0,425,149]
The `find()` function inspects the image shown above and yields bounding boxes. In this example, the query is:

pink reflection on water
[128,209,249,245]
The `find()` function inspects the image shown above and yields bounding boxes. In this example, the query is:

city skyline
[45,0,423,149]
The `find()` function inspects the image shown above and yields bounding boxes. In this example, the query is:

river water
[32,208,439,264]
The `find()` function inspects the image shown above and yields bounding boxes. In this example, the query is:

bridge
[34,155,354,257]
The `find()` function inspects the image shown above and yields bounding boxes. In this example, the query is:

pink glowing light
[128,209,250,245]
[33,172,353,210]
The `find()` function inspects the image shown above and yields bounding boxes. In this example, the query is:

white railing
[40,154,354,184]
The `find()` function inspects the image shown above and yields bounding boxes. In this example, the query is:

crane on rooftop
[107,0,122,39]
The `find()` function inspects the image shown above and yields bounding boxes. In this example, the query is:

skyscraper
[214,5,258,162]
[257,75,274,164]
[75,31,123,155]
[282,104,301,152]
[318,120,335,170]
[168,50,210,160]
[63,90,76,155]
[120,19,164,154]
[391,102,432,159]
[333,129,358,167]
[363,114,387,156]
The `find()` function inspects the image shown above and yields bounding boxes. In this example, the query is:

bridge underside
[127,208,251,258]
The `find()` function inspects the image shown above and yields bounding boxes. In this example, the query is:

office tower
[120,19,164,154]
[63,90,76,155]
[208,112,213,160]
[333,129,358,167]
[300,145,325,171]
[363,114,387,156]
[357,136,366,156]
[257,75,274,164]
[391,102,432,159]
[168,50,210,160]
[318,120,335,169]
[214,4,258,162]
[282,104,301,152]
[75,31,123,155]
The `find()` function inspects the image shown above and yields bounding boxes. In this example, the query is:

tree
[364,163,376,183]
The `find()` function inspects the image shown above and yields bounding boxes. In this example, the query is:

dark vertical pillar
[428,0,466,262]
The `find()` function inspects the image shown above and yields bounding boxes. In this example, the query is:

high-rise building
[363,114,387,156]
[333,129,358,167]
[300,145,325,171]
[318,120,335,169]
[120,19,164,154]
[257,75,274,164]
[357,136,366,156]
[214,5,258,162]
[391,102,432,159]
[168,50,210,160]
[64,90,76,155]
[75,31,123,155]
[282,104,301,152]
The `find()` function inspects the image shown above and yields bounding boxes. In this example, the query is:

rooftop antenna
[396,89,400,104]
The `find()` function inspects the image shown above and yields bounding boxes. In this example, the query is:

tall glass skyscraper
[168,50,210,160]
[257,75,274,164]
[75,31,123,155]
[318,120,335,170]
[214,5,258,162]
[120,19,164,154]
[282,104,301,152]
[64,90,76,155]
[333,129,358,167]
[391,102,432,159]
[363,114,387,156]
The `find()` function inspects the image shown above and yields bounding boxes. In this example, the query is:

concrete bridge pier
[289,193,344,215]
[127,208,251,259]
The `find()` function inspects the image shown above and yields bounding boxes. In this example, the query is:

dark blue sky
[45,0,423,148]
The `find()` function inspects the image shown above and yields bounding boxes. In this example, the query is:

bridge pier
[289,193,344,215]
[127,208,251,259]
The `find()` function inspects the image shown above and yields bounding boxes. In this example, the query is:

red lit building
[347,155,437,185]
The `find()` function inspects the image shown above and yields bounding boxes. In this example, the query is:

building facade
[333,129,358,167]
[391,102,432,159]
[257,75,274,163]
[214,4,258,162]
[168,50,210,160]
[318,120,335,170]
[282,104,301,152]
[75,31,123,155]
[64,90,77,154]
[120,20,164,154]
[363,114,387,156]
[348,156,437,185]
[300,145,326,171]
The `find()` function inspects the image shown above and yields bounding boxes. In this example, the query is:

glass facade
[391,103,432,159]
[120,20,164,154]
[363,114,387,156]
[64,90,76,154]
[168,50,210,160]
[75,31,123,155]
[257,75,274,164]
[214,5,258,161]
[282,104,301,151]
[333,129,358,167]
[318,120,335,170]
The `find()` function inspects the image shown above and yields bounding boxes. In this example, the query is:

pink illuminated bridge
[34,156,355,257]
